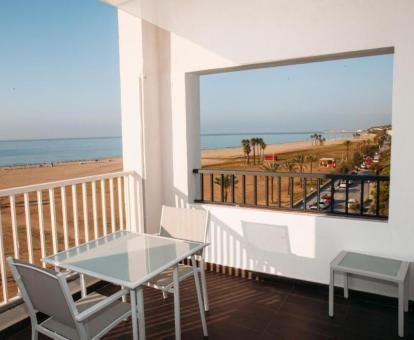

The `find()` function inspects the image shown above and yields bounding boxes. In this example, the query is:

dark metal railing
[193,169,390,219]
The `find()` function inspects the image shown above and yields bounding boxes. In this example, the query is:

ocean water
[0,132,355,167]
[0,137,122,167]
[201,132,355,150]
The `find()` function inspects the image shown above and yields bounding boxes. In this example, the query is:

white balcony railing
[0,171,134,307]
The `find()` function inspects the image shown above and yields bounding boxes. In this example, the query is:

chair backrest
[159,206,209,243]
[7,258,77,329]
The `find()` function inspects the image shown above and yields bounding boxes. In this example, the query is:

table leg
[191,255,208,337]
[404,275,409,312]
[329,268,334,317]
[173,265,181,340]
[344,272,349,299]
[137,287,146,340]
[79,274,87,298]
[130,290,138,340]
[398,282,404,338]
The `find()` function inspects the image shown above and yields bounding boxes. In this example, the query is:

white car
[310,201,330,210]
[339,181,347,189]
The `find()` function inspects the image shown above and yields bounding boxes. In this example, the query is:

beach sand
[0,158,123,190]
[201,135,374,167]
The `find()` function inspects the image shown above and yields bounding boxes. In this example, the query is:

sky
[0,1,394,140]
[201,54,394,134]
[0,0,121,140]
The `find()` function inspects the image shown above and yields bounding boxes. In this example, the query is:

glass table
[329,250,410,337]
[43,231,208,340]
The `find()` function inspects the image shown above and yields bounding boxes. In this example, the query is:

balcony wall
[116,1,414,298]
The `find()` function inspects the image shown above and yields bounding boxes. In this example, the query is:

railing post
[200,173,204,201]
[278,176,282,208]
[317,178,321,211]
[220,174,225,202]
[376,180,380,217]
[345,179,349,215]
[254,176,258,206]
[265,176,269,207]
[330,178,335,213]
[303,177,307,211]
[210,174,214,202]
[360,180,365,216]
[232,175,235,204]
[242,175,246,205]
[289,177,294,209]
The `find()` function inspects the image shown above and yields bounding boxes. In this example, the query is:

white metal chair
[8,257,131,340]
[148,205,210,311]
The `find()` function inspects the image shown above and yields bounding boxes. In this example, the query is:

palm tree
[344,140,352,160]
[306,154,317,173]
[241,139,251,165]
[259,139,266,163]
[214,175,238,202]
[250,138,258,165]
[243,142,251,165]
[283,160,296,195]
[294,154,306,187]
[262,161,280,202]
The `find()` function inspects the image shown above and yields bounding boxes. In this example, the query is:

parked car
[339,180,354,189]
[321,194,332,203]
[339,181,347,189]
[309,201,330,210]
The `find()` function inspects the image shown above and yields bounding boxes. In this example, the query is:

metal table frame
[329,250,410,337]
[43,231,209,340]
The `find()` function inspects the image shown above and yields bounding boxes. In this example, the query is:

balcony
[4,269,414,339]
[0,171,406,339]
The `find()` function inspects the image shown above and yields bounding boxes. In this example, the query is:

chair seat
[149,264,194,289]
[41,292,130,339]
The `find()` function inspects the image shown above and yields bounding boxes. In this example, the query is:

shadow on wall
[206,213,317,277]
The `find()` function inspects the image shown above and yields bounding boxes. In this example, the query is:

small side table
[329,251,410,338]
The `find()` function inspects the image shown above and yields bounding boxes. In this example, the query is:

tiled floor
[6,271,414,339]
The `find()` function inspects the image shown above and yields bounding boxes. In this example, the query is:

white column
[118,12,163,233]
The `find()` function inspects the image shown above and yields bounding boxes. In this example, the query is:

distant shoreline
[0,136,121,143]
[0,157,122,171]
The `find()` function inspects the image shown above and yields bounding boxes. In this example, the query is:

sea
[0,131,355,167]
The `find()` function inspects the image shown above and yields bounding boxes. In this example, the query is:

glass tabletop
[338,252,402,277]
[43,231,206,289]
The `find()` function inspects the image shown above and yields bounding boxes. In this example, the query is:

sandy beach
[0,158,123,190]
[201,135,374,167]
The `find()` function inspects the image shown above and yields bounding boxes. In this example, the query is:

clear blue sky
[0,0,393,140]
[0,0,120,140]
[201,54,394,134]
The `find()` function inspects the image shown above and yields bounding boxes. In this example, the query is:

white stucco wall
[117,0,414,298]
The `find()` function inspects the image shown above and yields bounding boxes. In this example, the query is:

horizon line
[0,136,122,143]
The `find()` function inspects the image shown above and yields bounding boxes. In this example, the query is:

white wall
[117,0,414,297]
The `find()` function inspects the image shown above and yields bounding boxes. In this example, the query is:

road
[297,179,373,214]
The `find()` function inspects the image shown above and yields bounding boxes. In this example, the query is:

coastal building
[1,0,414,338]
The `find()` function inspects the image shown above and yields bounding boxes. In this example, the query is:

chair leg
[200,258,209,311]
[191,256,208,337]
[31,328,38,340]
[30,317,38,340]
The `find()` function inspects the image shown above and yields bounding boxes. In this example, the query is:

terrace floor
[5,270,414,340]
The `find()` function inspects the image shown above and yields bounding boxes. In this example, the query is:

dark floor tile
[6,270,414,340]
